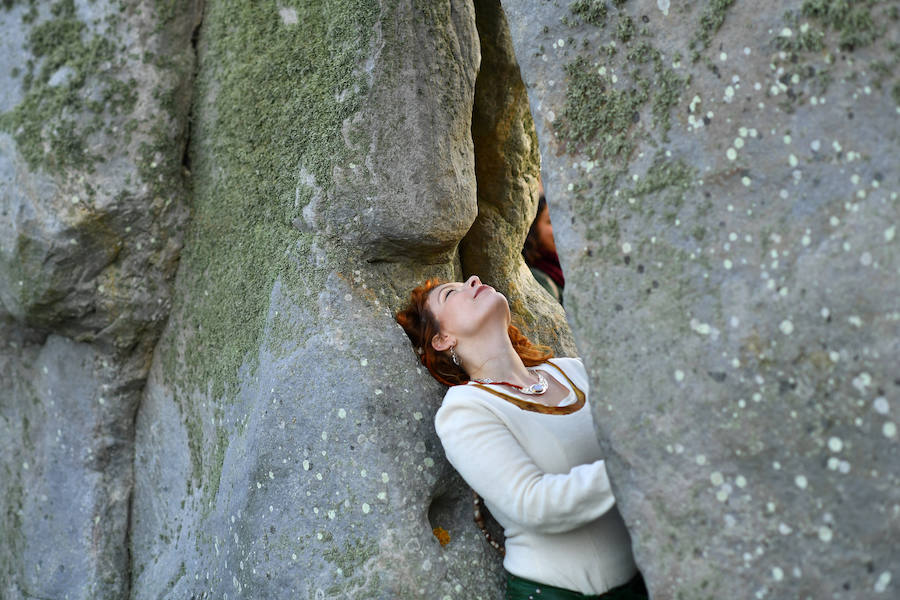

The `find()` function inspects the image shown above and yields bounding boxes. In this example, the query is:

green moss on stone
[570,0,608,27]
[157,0,379,500]
[628,154,695,205]
[650,62,689,138]
[625,40,655,64]
[774,12,825,53]
[556,55,648,161]
[556,21,687,155]
[688,0,736,61]
[322,537,378,579]
[0,0,137,175]
[616,14,635,43]
[801,0,884,51]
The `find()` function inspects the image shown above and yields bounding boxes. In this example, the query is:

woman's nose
[466,275,481,288]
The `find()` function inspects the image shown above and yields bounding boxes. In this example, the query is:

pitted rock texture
[1,1,198,598]
[503,0,899,598]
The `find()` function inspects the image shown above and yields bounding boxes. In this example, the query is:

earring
[450,346,460,366]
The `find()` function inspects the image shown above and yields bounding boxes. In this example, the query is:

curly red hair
[395,278,553,386]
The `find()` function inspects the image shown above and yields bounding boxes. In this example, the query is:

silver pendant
[475,370,548,395]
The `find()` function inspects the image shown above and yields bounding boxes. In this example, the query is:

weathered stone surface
[462,0,575,352]
[0,0,199,598]
[131,1,551,598]
[0,323,145,599]
[504,0,899,598]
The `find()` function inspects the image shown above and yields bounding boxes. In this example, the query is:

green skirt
[506,571,648,600]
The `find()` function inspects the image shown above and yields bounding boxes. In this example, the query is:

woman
[523,195,565,305]
[396,275,648,600]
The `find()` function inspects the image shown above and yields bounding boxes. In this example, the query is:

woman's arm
[435,396,615,534]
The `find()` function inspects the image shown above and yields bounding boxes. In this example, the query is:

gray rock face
[1,0,198,598]
[503,0,899,598]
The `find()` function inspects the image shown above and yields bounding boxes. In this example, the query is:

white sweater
[434,357,637,595]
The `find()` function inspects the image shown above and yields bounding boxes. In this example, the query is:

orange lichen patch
[432,527,450,546]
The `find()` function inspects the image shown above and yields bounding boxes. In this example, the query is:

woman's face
[426,275,509,350]
[535,205,556,256]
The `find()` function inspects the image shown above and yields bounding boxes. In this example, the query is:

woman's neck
[465,342,536,386]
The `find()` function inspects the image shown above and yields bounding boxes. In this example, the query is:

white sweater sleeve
[434,395,616,534]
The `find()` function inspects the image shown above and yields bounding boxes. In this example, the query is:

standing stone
[504,0,899,598]
[1,0,198,598]
[131,1,529,598]
[462,0,575,353]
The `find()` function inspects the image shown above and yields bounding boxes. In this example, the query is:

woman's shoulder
[440,382,499,408]
[546,356,587,375]
[437,382,517,418]
[544,356,589,390]
[434,384,509,434]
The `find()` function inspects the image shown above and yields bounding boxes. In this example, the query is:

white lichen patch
[690,319,714,336]
[279,7,299,25]
[873,397,889,414]
[852,372,872,394]
[778,320,794,335]
[884,422,897,439]
[827,437,843,453]
[794,475,807,489]
[874,571,892,593]
[818,526,833,542]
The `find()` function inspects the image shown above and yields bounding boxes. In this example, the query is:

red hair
[395,278,553,386]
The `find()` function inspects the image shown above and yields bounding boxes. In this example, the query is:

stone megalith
[1,0,198,598]
[131,1,572,598]
[503,0,899,598]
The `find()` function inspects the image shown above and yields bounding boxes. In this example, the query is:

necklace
[473,369,549,395]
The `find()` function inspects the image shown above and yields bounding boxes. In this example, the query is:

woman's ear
[431,332,454,352]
